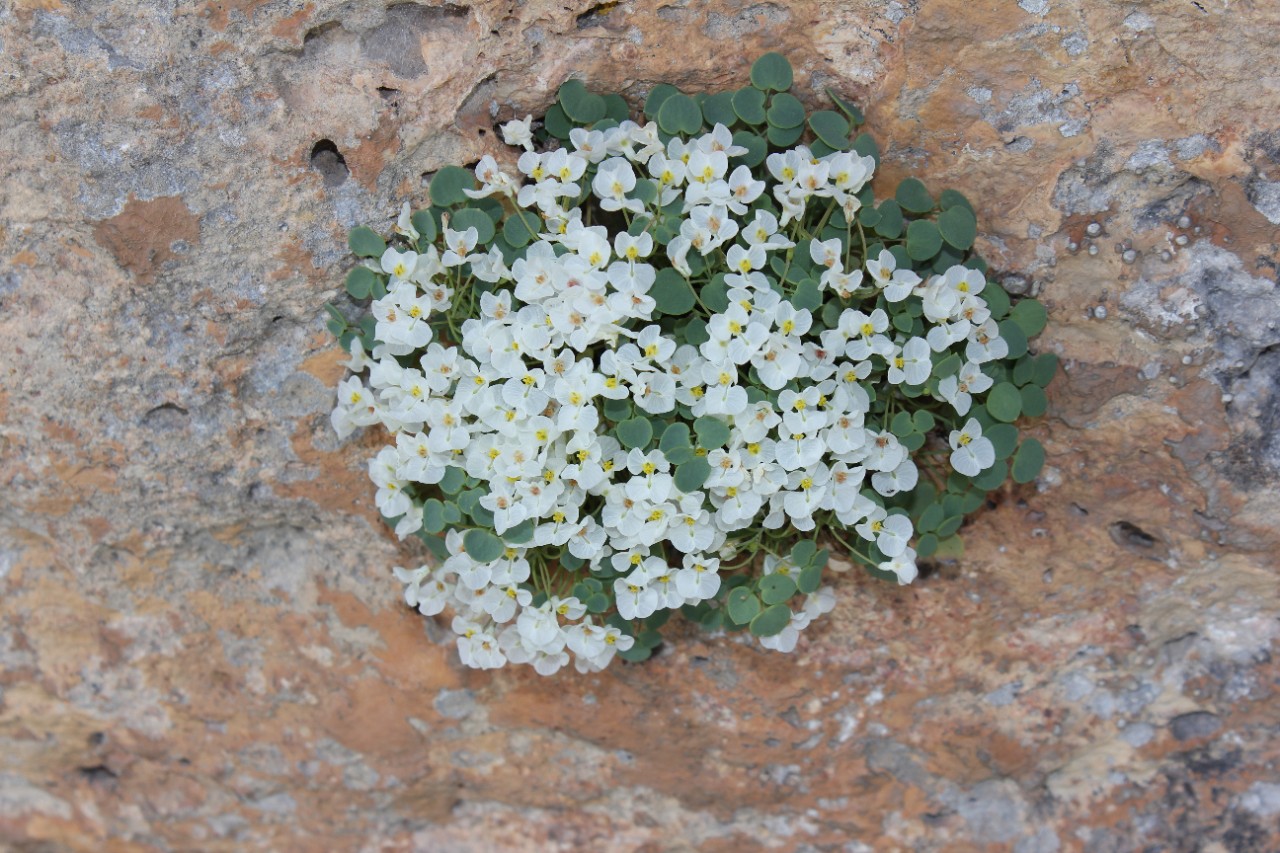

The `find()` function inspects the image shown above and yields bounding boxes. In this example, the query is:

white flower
[949,418,996,476]
[501,114,535,150]
[880,547,918,585]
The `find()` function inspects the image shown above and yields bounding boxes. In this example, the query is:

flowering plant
[326,54,1052,674]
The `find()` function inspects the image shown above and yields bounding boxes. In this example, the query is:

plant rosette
[325,54,1053,675]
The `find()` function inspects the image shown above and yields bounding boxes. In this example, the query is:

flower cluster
[326,54,1051,674]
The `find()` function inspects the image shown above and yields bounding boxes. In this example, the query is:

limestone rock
[2,0,1279,849]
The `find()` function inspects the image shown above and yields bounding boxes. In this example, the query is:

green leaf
[427,165,476,207]
[939,188,974,213]
[694,415,731,448]
[617,416,654,450]
[674,457,712,493]
[732,87,767,126]
[852,131,880,164]
[874,199,904,239]
[915,533,939,558]
[906,220,943,261]
[890,410,916,438]
[984,282,1011,319]
[766,122,805,147]
[603,93,630,122]
[895,178,934,214]
[727,587,762,625]
[660,422,692,451]
[750,603,792,637]
[916,502,944,532]
[999,319,1029,359]
[586,592,611,613]
[1010,298,1048,338]
[348,226,386,259]
[986,382,1023,422]
[701,91,738,128]
[421,499,446,534]
[797,563,822,594]
[938,204,978,250]
[972,459,1008,491]
[759,573,797,605]
[1020,384,1048,418]
[543,103,573,140]
[439,466,466,494]
[750,52,793,92]
[657,93,703,135]
[807,109,851,148]
[790,539,817,566]
[411,209,439,243]
[985,423,1019,459]
[1032,352,1059,387]
[644,83,680,119]
[505,517,535,545]
[912,410,935,432]
[701,273,730,313]
[728,132,766,170]
[651,268,697,315]
[345,266,376,298]
[617,644,652,663]
[449,207,495,245]
[788,278,821,312]
[825,88,865,125]
[1012,438,1045,484]
[858,206,882,229]
[558,79,605,123]
[463,529,503,563]
[766,92,805,129]
[442,501,462,524]
[935,515,964,539]
[603,397,632,422]
[503,211,540,247]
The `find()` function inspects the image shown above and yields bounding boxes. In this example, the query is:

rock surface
[2,0,1279,850]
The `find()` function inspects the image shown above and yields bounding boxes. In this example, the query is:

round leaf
[895,177,934,214]
[603,93,630,122]
[906,220,943,261]
[651,268,696,315]
[449,207,495,245]
[759,573,797,606]
[1012,438,1045,484]
[345,266,376,298]
[503,211,539,247]
[411,209,438,243]
[439,466,466,494]
[999,319,1029,359]
[732,87,767,125]
[972,459,1008,491]
[825,88,865,125]
[644,83,680,119]
[985,423,1019,460]
[986,382,1023,422]
[938,204,977,250]
[658,93,703,135]
[422,499,446,534]
[1010,298,1048,338]
[874,200,904,239]
[348,226,386,259]
[766,122,804,147]
[693,415,730,448]
[809,109,851,148]
[1020,384,1048,418]
[750,52,793,92]
[463,529,503,563]
[543,103,573,140]
[674,457,712,493]
[1032,352,1059,387]
[727,588,762,625]
[504,517,535,545]
[797,563,823,594]
[617,416,654,450]
[660,421,692,452]
[730,130,767,167]
[939,189,974,213]
[766,92,806,129]
[428,165,476,207]
[749,603,792,637]
[701,91,738,128]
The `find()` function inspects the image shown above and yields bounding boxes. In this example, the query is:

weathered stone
[2,0,1279,850]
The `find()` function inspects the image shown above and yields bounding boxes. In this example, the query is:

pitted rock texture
[2,1,1279,850]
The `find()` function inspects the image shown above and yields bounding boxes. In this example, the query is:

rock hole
[577,0,621,28]
[78,765,118,786]
[142,402,189,430]
[1109,520,1157,549]
[310,139,348,187]
[88,731,106,746]
[377,86,400,103]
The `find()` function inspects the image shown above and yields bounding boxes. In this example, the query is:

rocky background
[2,0,1279,849]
